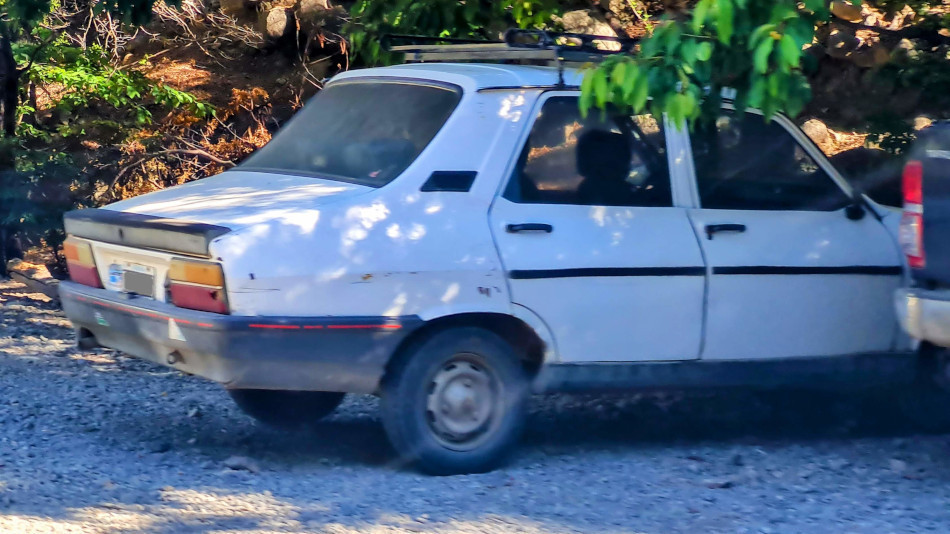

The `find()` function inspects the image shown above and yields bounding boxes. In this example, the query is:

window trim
[496,90,682,208]
[685,104,855,212]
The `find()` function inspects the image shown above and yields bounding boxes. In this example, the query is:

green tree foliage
[348,0,560,65]
[581,0,861,127]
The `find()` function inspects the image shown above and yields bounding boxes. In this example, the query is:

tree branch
[104,149,236,201]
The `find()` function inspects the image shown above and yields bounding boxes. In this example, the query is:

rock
[850,42,891,68]
[149,441,171,454]
[731,454,745,467]
[889,459,908,473]
[827,457,852,470]
[827,28,860,60]
[124,29,151,53]
[223,455,260,473]
[555,10,619,50]
[296,0,328,18]
[263,7,296,42]
[914,116,933,131]
[802,119,831,150]
[831,1,863,22]
[705,478,735,489]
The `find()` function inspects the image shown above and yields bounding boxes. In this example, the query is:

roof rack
[381,29,638,86]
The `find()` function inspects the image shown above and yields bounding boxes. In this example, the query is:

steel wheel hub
[426,357,496,449]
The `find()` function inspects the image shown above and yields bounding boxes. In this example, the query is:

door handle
[507,223,553,233]
[705,223,746,240]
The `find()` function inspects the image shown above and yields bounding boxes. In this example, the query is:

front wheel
[228,389,345,429]
[381,327,530,475]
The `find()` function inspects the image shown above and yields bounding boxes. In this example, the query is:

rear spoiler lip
[63,208,231,258]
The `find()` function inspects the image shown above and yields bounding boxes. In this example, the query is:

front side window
[239,80,461,187]
[691,112,851,211]
[505,96,672,207]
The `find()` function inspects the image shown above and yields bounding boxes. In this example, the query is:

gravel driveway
[2,278,950,533]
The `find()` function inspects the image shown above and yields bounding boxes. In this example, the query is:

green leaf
[632,74,649,112]
[696,41,713,61]
[593,69,609,108]
[621,65,640,100]
[748,24,776,50]
[681,39,697,65]
[611,60,627,87]
[779,34,800,68]
[717,0,734,44]
[579,71,595,117]
[748,77,766,107]
[753,37,774,74]
[691,0,711,33]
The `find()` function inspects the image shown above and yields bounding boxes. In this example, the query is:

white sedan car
[60,52,913,474]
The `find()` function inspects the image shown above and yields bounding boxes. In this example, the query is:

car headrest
[576,130,631,182]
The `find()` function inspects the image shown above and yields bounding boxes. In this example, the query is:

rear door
[489,93,705,363]
[684,110,904,360]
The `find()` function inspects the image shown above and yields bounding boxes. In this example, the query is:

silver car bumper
[896,287,950,348]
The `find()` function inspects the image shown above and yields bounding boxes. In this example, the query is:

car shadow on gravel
[523,388,940,452]
[105,386,948,472]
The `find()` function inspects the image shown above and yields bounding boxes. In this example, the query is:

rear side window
[505,96,672,207]
[691,112,850,211]
[239,80,461,187]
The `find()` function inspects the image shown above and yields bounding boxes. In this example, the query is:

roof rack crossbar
[381,29,638,84]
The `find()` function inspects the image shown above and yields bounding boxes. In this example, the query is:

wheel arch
[385,311,553,382]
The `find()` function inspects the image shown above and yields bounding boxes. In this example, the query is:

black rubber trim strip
[509,267,706,279]
[420,171,478,192]
[64,209,231,258]
[713,266,903,276]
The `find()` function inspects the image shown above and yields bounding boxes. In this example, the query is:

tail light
[167,258,229,314]
[900,160,925,269]
[63,237,103,288]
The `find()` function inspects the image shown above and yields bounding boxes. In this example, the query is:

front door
[685,110,904,360]
[489,93,705,363]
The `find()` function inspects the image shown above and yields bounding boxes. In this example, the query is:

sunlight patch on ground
[0,490,611,534]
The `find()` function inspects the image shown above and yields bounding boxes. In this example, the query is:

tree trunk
[0,26,18,137]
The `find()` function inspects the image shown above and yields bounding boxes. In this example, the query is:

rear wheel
[897,344,950,433]
[381,327,530,475]
[228,389,345,429]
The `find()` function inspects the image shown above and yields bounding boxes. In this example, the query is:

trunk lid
[105,170,373,231]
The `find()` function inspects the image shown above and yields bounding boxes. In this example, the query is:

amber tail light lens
[63,237,103,288]
[167,258,229,314]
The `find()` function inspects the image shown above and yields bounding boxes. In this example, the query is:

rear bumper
[896,287,950,349]
[59,281,422,393]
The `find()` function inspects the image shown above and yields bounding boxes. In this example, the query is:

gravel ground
[3,278,950,533]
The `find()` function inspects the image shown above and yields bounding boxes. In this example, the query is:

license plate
[124,271,154,297]
[123,264,155,298]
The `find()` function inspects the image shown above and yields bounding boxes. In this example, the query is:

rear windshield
[238,80,462,187]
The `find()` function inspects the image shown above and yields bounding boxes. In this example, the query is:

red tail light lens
[900,160,925,269]
[903,160,923,205]
[63,237,103,288]
[167,258,229,314]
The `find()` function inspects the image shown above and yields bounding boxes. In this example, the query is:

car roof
[329,63,584,92]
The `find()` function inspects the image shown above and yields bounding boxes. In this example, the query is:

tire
[380,327,530,475]
[228,389,345,429]
[896,344,950,433]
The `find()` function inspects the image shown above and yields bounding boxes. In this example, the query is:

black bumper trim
[59,281,422,393]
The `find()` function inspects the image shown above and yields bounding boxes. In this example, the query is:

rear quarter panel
[212,89,539,321]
